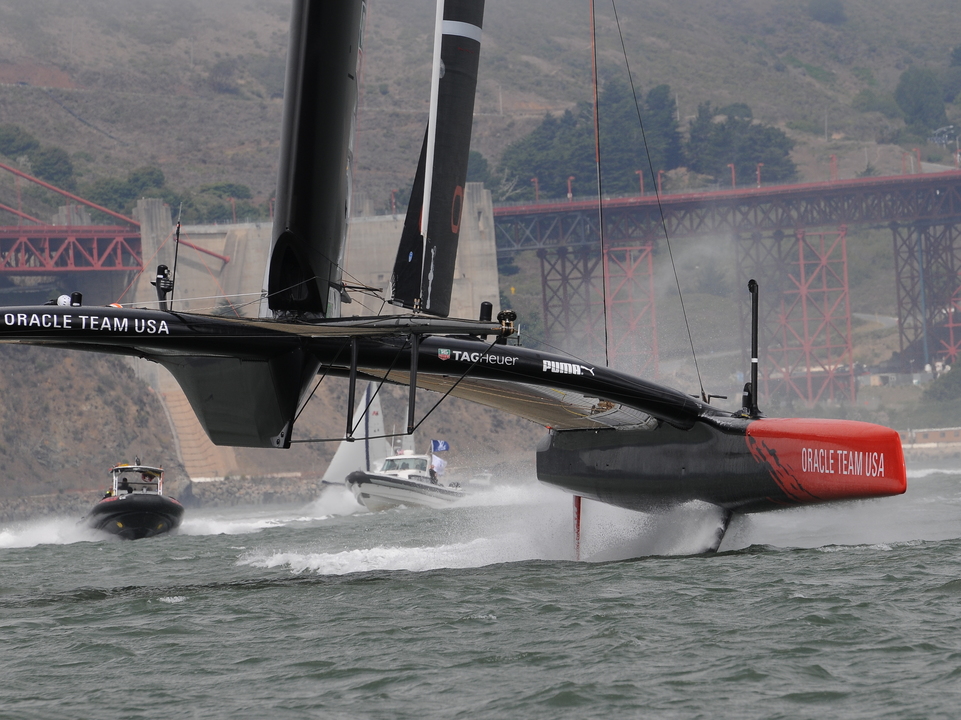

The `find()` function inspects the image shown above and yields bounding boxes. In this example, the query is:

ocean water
[2,463,961,719]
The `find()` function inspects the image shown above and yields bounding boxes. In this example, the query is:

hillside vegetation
[0,0,959,213]
[0,346,181,498]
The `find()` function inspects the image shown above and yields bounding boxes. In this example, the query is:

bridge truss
[0,226,142,273]
[494,171,961,406]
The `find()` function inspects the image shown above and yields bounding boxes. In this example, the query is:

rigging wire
[169,203,184,308]
[290,337,503,444]
[293,338,352,424]
[589,0,611,368]
[609,0,708,402]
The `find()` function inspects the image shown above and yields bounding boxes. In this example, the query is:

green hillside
[0,0,958,213]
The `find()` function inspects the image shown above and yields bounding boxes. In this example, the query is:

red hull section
[746,418,906,505]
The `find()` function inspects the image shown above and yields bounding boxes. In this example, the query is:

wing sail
[390,0,485,316]
[268,0,366,317]
[390,130,429,310]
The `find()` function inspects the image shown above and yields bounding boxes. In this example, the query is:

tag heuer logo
[438,348,451,360]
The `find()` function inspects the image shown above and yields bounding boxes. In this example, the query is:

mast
[420,0,446,276]
[588,0,610,366]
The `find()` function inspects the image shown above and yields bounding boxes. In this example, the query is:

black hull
[537,415,906,513]
[86,494,184,540]
[537,418,778,513]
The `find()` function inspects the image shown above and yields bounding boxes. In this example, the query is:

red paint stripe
[573,495,582,561]
[746,418,906,504]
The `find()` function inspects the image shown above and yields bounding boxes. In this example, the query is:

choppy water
[2,464,961,719]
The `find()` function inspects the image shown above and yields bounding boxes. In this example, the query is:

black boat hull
[86,494,184,540]
[537,416,906,513]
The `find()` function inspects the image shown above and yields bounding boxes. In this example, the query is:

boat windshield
[109,465,164,495]
[381,457,428,472]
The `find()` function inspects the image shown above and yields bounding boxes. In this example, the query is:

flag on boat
[430,454,448,476]
[431,439,450,452]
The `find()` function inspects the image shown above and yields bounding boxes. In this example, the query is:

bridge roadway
[492,170,961,251]
[4,170,959,270]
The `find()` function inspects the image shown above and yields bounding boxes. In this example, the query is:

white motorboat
[346,451,465,511]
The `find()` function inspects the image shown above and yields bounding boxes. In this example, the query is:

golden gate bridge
[3,158,961,406]
[493,170,961,405]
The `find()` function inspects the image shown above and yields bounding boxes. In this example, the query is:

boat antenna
[744,279,761,417]
[610,0,708,402]
[589,0,611,368]
[169,202,184,308]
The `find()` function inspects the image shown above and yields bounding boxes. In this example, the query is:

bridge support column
[537,243,658,373]
[737,227,855,406]
[537,246,603,361]
[893,220,961,368]
[132,198,174,305]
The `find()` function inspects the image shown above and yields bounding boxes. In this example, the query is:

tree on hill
[84,165,176,219]
[0,124,40,159]
[940,46,961,104]
[895,67,948,131]
[718,103,753,120]
[635,84,683,185]
[0,124,77,189]
[940,68,961,104]
[128,166,166,194]
[499,80,683,201]
[85,177,142,213]
[81,166,267,224]
[85,166,169,213]
[499,104,595,201]
[685,103,797,185]
[466,150,493,187]
[852,89,902,119]
[209,58,241,95]
[30,147,76,191]
[198,182,253,199]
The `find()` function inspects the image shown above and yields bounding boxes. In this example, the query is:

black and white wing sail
[390,0,485,317]
[267,0,366,318]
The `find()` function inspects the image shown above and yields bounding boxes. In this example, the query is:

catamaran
[0,0,906,554]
